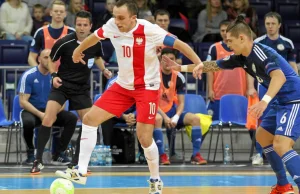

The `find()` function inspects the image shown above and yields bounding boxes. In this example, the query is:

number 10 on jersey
[149,102,156,115]
[122,45,131,57]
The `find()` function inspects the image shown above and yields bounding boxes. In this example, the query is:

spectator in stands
[135,0,154,23]
[157,48,207,165]
[31,4,49,36]
[154,9,192,43]
[28,0,74,67]
[17,49,77,166]
[0,0,33,42]
[94,0,116,30]
[23,0,52,16]
[192,0,227,43]
[65,0,83,28]
[248,12,299,166]
[226,0,258,36]
[206,20,247,121]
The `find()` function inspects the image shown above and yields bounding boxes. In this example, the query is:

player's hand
[161,55,181,71]
[163,116,172,129]
[72,48,86,64]
[208,90,215,101]
[52,77,62,88]
[103,68,112,79]
[193,63,204,79]
[247,88,257,98]
[248,100,268,119]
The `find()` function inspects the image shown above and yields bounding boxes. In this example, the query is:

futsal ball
[50,178,74,194]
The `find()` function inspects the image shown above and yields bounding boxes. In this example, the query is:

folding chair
[212,94,248,163]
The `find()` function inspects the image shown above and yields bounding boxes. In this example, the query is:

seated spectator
[17,49,77,166]
[154,9,192,43]
[193,0,227,42]
[157,48,207,165]
[31,4,49,36]
[135,0,154,23]
[23,0,52,16]
[94,0,115,31]
[65,0,83,28]
[0,0,33,42]
[227,0,258,36]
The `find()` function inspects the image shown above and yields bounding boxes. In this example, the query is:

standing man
[18,49,77,171]
[55,1,203,193]
[30,10,111,174]
[28,0,74,67]
[164,16,300,194]
[248,12,299,165]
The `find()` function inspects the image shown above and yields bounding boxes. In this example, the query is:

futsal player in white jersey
[55,0,203,193]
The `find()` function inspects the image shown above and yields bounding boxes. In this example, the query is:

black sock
[36,125,51,161]
[72,128,82,164]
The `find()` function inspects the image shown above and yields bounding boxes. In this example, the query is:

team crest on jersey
[136,37,144,45]
[252,63,256,73]
[277,44,285,51]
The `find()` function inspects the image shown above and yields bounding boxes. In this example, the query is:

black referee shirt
[50,32,103,85]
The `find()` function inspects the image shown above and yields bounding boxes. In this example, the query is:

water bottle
[90,146,98,166]
[106,146,112,166]
[97,145,104,166]
[102,146,107,166]
[224,144,231,165]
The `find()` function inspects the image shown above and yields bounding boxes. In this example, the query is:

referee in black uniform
[31,10,112,174]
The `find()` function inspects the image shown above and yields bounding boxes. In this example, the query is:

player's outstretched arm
[73,34,100,64]
[162,55,221,73]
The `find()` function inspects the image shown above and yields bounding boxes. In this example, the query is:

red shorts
[94,83,159,124]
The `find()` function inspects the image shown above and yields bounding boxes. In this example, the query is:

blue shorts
[161,104,187,128]
[207,100,220,121]
[260,103,300,142]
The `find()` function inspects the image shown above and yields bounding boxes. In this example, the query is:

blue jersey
[17,66,51,109]
[254,35,296,62]
[216,43,300,104]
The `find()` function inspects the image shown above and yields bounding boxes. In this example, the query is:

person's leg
[153,113,170,165]
[273,103,300,192]
[51,110,77,164]
[183,112,207,165]
[256,109,290,189]
[21,110,41,163]
[101,117,118,146]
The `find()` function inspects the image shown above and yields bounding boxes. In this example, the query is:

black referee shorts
[48,80,92,110]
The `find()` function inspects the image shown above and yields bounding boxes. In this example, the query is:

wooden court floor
[0,165,298,194]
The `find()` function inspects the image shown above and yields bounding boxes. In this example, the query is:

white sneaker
[55,167,87,185]
[252,153,263,166]
[148,179,163,194]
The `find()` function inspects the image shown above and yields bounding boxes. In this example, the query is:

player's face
[106,0,116,13]
[265,17,281,36]
[155,14,170,31]
[161,53,176,71]
[220,25,228,41]
[226,32,244,55]
[38,50,51,70]
[113,5,137,32]
[75,17,92,39]
[233,0,243,9]
[50,4,67,23]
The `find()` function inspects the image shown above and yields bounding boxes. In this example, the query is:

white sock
[142,139,160,180]
[78,123,98,175]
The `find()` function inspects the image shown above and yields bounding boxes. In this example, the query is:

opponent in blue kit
[164,15,300,194]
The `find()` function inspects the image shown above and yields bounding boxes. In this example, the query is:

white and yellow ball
[50,178,74,194]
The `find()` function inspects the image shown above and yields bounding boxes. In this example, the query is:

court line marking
[0,171,278,178]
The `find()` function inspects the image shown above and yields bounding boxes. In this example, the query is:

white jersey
[94,18,168,90]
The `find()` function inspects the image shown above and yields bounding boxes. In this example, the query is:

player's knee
[138,135,152,148]
[190,114,200,126]
[82,112,94,126]
[42,113,57,127]
[155,114,163,127]
[273,136,291,157]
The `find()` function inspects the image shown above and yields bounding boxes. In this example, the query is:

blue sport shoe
[51,152,71,165]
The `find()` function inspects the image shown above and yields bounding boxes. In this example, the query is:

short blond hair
[51,0,66,9]
[6,0,22,7]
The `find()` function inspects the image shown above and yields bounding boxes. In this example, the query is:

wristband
[262,95,272,104]
[181,65,188,72]
[171,114,180,124]
[51,72,58,79]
